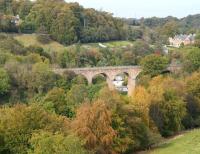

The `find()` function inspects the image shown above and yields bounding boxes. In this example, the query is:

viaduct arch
[53,65,181,96]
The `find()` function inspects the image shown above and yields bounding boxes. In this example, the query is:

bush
[0,68,10,95]
[185,72,200,127]
[141,54,169,77]
[0,34,26,55]
[184,48,200,73]
[29,131,87,154]
[36,34,51,44]
[26,45,51,61]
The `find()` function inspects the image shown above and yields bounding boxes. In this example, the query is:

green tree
[148,76,186,137]
[42,87,75,118]
[66,84,89,114]
[185,72,200,127]
[14,0,33,19]
[195,32,200,48]
[141,54,169,77]
[28,62,55,94]
[128,27,143,41]
[153,90,186,136]
[50,6,78,45]
[184,48,200,73]
[0,0,13,14]
[29,131,87,154]
[0,104,69,154]
[158,21,179,37]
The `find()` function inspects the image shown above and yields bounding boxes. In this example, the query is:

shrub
[0,68,10,95]
[36,34,51,44]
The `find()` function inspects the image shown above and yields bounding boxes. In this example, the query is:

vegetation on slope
[147,129,200,154]
[1,1,200,154]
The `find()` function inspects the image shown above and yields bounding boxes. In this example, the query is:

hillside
[1,32,152,69]
[0,0,126,45]
[1,1,200,154]
[1,0,200,46]
[13,33,134,51]
[142,129,200,154]
[14,34,67,53]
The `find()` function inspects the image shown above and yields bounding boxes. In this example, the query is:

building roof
[173,34,196,41]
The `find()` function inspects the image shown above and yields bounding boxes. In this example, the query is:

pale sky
[65,0,200,18]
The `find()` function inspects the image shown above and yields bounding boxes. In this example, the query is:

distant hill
[180,14,200,30]
[124,14,200,33]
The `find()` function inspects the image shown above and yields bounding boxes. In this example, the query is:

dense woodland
[0,0,127,44]
[1,0,200,154]
[1,0,200,45]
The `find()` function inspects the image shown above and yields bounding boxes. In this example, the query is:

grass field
[13,34,134,50]
[102,41,134,48]
[14,34,68,53]
[144,129,200,154]
[80,40,134,49]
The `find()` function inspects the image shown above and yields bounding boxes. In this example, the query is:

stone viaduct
[53,65,181,96]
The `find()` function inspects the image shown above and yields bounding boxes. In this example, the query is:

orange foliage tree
[72,100,116,154]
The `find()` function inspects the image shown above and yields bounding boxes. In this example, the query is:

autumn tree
[185,72,200,127]
[148,76,186,136]
[72,100,116,153]
[96,87,160,153]
[132,86,151,126]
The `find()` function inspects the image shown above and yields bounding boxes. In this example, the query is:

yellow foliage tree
[132,86,151,126]
[72,100,116,154]
[148,76,186,103]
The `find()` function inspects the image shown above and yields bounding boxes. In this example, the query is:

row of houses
[169,34,196,48]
